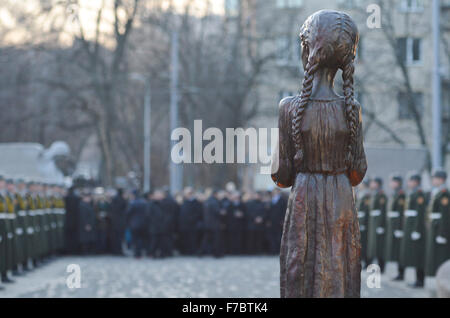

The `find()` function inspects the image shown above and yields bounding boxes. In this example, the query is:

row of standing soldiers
[357,170,450,288]
[0,176,66,290]
[126,187,288,258]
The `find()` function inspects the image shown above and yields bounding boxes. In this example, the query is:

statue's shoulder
[278,96,296,119]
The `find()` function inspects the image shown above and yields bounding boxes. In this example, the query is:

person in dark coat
[160,189,179,257]
[227,191,246,255]
[217,190,230,255]
[78,190,96,255]
[178,188,202,255]
[268,188,287,255]
[94,191,110,254]
[109,188,127,255]
[64,186,80,254]
[126,190,149,258]
[147,190,167,258]
[200,190,225,257]
[245,192,266,255]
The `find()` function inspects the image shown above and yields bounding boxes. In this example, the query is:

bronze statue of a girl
[271,10,367,298]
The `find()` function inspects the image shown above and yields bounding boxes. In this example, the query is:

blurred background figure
[245,192,265,255]
[109,188,127,255]
[227,191,246,255]
[78,189,96,255]
[178,187,202,256]
[126,190,148,258]
[269,188,287,255]
[64,186,80,255]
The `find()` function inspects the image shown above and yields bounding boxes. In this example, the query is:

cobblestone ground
[0,256,436,298]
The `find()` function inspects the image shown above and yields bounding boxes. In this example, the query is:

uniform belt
[0,213,7,219]
[370,210,381,217]
[394,230,404,238]
[358,211,365,218]
[7,232,13,239]
[18,211,27,217]
[388,211,400,218]
[15,228,24,236]
[51,222,57,229]
[405,210,418,217]
[360,225,366,231]
[376,227,385,234]
[431,213,442,220]
[27,227,34,234]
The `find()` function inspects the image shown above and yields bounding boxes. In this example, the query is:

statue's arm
[348,102,367,187]
[271,97,295,188]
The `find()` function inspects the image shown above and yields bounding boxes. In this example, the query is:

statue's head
[299,10,359,71]
[292,10,360,171]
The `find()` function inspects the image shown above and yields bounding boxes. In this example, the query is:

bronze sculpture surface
[271,10,367,298]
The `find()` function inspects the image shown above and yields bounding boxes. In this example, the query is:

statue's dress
[272,96,367,298]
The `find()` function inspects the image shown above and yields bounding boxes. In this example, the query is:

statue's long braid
[342,58,357,169]
[291,58,319,169]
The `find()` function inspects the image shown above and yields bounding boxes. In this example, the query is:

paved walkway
[0,256,436,298]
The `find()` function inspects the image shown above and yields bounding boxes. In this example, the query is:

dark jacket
[203,196,221,231]
[110,194,127,232]
[178,199,202,232]
[126,198,149,231]
[245,199,266,230]
[79,201,96,243]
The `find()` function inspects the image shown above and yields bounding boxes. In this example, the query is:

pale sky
[0,0,226,46]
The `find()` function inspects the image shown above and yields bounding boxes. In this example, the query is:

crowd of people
[355,170,450,289]
[1,168,449,292]
[64,186,289,259]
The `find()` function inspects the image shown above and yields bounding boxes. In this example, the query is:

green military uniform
[36,194,49,259]
[53,195,66,252]
[425,188,450,276]
[385,189,406,262]
[399,188,427,283]
[5,192,23,272]
[16,192,31,269]
[357,191,371,265]
[367,190,388,271]
[0,194,8,279]
[26,193,40,264]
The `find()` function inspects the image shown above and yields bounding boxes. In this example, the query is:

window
[396,37,422,65]
[279,90,295,101]
[398,92,423,120]
[400,0,424,13]
[276,0,303,9]
[276,35,301,65]
[225,0,240,16]
[277,36,290,63]
[337,0,364,9]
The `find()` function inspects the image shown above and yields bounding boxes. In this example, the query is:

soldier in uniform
[399,173,427,288]
[0,175,13,285]
[367,177,388,273]
[425,170,450,277]
[5,178,24,276]
[15,179,31,271]
[385,175,407,281]
[356,178,371,268]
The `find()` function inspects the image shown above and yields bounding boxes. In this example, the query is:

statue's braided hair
[292,10,359,170]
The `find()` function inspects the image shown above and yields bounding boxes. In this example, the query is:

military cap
[373,177,383,187]
[409,173,421,183]
[432,169,447,181]
[390,174,403,184]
